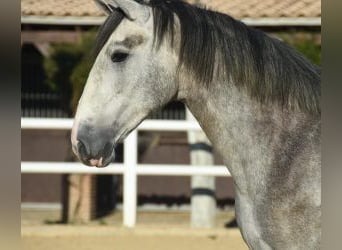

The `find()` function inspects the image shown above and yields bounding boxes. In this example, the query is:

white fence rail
[21,118,230,227]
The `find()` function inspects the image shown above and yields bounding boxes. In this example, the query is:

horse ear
[94,0,116,15]
[104,0,150,22]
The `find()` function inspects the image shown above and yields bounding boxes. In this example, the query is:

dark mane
[95,0,321,114]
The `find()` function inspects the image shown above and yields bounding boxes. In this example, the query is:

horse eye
[111,52,129,63]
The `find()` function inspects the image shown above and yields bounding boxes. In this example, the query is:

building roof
[22,0,103,17]
[21,0,321,26]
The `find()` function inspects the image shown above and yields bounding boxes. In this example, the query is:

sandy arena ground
[21,208,248,250]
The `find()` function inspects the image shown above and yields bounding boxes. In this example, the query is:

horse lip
[94,145,115,168]
[89,158,103,167]
[76,142,115,168]
[82,155,113,168]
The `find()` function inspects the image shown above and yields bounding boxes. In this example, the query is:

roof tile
[21,0,321,19]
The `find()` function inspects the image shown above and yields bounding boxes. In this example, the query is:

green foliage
[276,31,321,66]
[70,34,96,113]
[293,42,321,65]
[70,53,94,113]
[44,31,96,115]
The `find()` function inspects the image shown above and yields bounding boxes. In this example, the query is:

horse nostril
[77,140,88,158]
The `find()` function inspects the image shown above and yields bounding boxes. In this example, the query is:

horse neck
[184,80,260,163]
[182,78,317,192]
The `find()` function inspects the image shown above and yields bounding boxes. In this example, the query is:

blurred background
[21,0,321,249]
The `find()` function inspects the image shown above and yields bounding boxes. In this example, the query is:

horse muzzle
[71,123,116,168]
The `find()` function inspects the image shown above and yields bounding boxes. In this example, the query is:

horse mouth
[89,156,114,168]
[82,153,115,168]
[76,141,116,168]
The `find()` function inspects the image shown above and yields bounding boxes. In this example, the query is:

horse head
[71,0,179,167]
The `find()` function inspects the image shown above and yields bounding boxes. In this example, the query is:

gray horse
[71,0,321,249]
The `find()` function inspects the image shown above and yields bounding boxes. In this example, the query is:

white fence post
[187,109,216,228]
[123,130,138,227]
